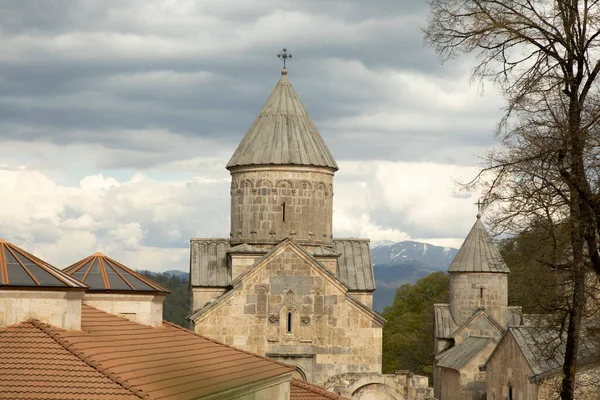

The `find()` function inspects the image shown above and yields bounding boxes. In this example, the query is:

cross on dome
[277,48,292,69]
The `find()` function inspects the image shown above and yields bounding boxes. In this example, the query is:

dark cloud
[0,0,502,170]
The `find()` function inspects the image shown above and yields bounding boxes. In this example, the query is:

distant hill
[137,270,190,328]
[164,269,188,280]
[142,240,459,319]
[372,241,458,312]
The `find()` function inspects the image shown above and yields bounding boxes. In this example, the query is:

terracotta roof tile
[54,305,294,399]
[0,323,139,400]
[290,379,350,400]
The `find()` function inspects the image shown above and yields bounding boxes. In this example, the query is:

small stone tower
[433,213,513,400]
[226,68,338,246]
[448,213,510,327]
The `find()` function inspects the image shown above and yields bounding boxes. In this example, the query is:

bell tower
[226,56,338,247]
[448,213,510,327]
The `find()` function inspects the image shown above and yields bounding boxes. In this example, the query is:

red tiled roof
[290,379,350,400]
[0,305,346,399]
[0,322,139,400]
[56,305,294,399]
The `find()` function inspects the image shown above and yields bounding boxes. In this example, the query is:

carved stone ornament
[301,316,311,325]
[285,289,295,302]
[268,314,280,323]
[258,287,267,295]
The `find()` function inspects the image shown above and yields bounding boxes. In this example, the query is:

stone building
[484,320,600,399]
[433,214,522,400]
[188,66,434,400]
[0,237,350,400]
[434,213,600,400]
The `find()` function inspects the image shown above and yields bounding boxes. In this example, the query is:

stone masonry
[192,242,383,386]
[229,166,334,246]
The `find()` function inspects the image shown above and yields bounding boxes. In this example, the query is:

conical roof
[226,69,338,170]
[0,238,87,288]
[63,252,169,293]
[448,215,510,273]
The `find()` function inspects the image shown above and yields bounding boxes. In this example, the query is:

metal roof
[190,238,375,291]
[63,252,169,293]
[434,303,458,339]
[448,215,510,273]
[436,336,495,370]
[333,239,375,291]
[226,69,338,170]
[190,239,230,287]
[0,238,87,289]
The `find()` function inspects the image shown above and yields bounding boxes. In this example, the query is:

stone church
[433,213,521,400]
[188,65,433,400]
[433,214,600,399]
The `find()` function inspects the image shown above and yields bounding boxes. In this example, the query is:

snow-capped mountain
[372,241,459,312]
[372,240,457,270]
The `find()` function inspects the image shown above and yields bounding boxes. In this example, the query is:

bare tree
[425,1,600,398]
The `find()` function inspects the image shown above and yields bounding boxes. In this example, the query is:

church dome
[226,69,338,171]
[448,215,510,273]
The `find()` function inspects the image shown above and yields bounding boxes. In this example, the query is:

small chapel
[187,53,434,400]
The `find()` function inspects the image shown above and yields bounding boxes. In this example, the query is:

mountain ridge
[149,240,459,315]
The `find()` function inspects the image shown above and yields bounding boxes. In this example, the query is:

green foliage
[382,271,449,379]
[139,271,191,328]
[498,223,568,314]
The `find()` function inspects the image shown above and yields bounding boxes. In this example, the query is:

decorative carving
[285,289,295,302]
[258,287,267,295]
[301,316,311,325]
[268,314,280,323]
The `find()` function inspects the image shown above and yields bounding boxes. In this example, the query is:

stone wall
[192,287,228,316]
[439,369,461,400]
[449,273,508,327]
[0,289,84,330]
[349,292,374,309]
[202,374,291,400]
[192,244,382,386]
[229,166,334,246]
[486,334,537,400]
[83,293,166,327]
[325,372,434,400]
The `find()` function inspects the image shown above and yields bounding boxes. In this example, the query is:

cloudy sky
[0,0,505,272]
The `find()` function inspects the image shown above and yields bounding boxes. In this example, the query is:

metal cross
[475,199,484,214]
[277,48,292,69]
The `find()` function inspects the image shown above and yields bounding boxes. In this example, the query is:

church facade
[187,65,434,400]
[188,67,383,386]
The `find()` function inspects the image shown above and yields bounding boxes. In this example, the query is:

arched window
[286,310,293,333]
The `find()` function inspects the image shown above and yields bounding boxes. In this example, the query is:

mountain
[164,269,189,280]
[372,240,456,269]
[372,241,458,312]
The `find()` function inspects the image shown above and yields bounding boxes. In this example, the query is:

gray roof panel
[436,336,495,370]
[226,69,338,170]
[434,303,458,339]
[448,216,510,273]
[333,239,375,291]
[190,239,231,287]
